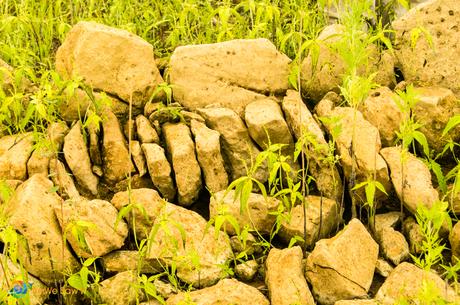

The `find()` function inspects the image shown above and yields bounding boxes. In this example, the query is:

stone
[56,21,163,107]
[101,250,162,274]
[209,190,280,235]
[63,122,99,195]
[168,39,290,117]
[166,278,270,305]
[265,246,315,305]
[163,122,201,206]
[375,258,394,278]
[334,300,379,305]
[301,24,395,101]
[49,158,80,199]
[447,184,460,215]
[380,147,439,214]
[450,221,460,262]
[0,58,32,95]
[141,143,176,201]
[306,219,379,305]
[110,174,154,194]
[0,180,22,203]
[402,216,424,255]
[375,262,460,304]
[99,271,145,305]
[0,133,34,180]
[359,87,403,147]
[229,233,261,256]
[102,110,134,184]
[412,87,460,154]
[190,119,229,193]
[198,107,267,182]
[375,226,410,266]
[393,0,460,97]
[152,279,177,300]
[130,140,148,177]
[235,260,258,282]
[374,212,401,232]
[279,195,340,248]
[136,114,159,144]
[282,90,343,200]
[4,175,79,284]
[87,119,102,166]
[54,197,128,258]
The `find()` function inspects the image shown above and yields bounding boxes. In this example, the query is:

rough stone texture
[210,190,280,235]
[54,197,128,258]
[136,114,159,144]
[87,119,102,167]
[163,122,201,206]
[130,140,147,177]
[375,262,460,304]
[235,260,258,282]
[64,122,99,195]
[101,250,162,274]
[56,21,164,107]
[265,246,315,305]
[402,216,424,255]
[166,278,270,305]
[49,158,80,199]
[0,133,34,180]
[99,271,145,305]
[230,233,261,256]
[301,24,395,101]
[412,86,460,154]
[102,110,134,184]
[375,258,393,278]
[4,175,79,284]
[374,212,401,232]
[279,195,340,248]
[393,0,460,97]
[0,180,22,203]
[359,87,403,147]
[447,183,460,215]
[190,119,229,193]
[306,219,379,305]
[450,221,460,262]
[198,107,267,182]
[375,226,410,266]
[316,98,391,203]
[380,146,439,214]
[141,143,176,201]
[169,39,291,117]
[282,90,343,200]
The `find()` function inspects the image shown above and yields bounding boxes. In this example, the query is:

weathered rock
[0,133,34,180]
[229,233,261,256]
[316,96,391,204]
[447,183,460,215]
[375,258,394,278]
[152,279,178,300]
[87,119,102,167]
[166,278,270,305]
[375,262,460,304]
[54,197,128,258]
[402,216,424,255]
[0,180,22,203]
[169,39,290,117]
[412,87,460,154]
[99,271,145,305]
[393,0,460,97]
[190,119,229,193]
[141,143,176,201]
[374,212,401,232]
[136,114,159,144]
[334,300,379,305]
[380,146,439,214]
[56,21,163,107]
[450,221,460,262]
[101,250,162,274]
[210,190,280,235]
[64,122,99,195]
[376,226,410,266]
[49,158,80,199]
[110,174,154,194]
[163,122,201,206]
[4,175,79,284]
[282,90,343,200]
[306,219,379,305]
[130,140,148,176]
[235,259,258,282]
[102,110,134,184]
[279,195,340,248]
[266,246,315,305]
[198,107,267,182]
[359,87,403,147]
[301,24,395,101]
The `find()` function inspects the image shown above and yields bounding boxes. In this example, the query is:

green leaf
[442,115,460,137]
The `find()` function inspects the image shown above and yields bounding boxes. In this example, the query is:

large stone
[102,110,134,184]
[412,87,460,154]
[141,143,176,201]
[163,122,201,206]
[282,90,343,200]
[380,146,439,214]
[169,39,291,117]
[49,158,80,199]
[450,221,460,262]
[0,133,34,180]
[301,24,395,101]
[306,219,379,305]
[402,216,424,255]
[198,107,267,182]
[99,271,144,305]
[4,175,79,284]
[265,246,315,305]
[279,195,340,248]
[210,190,280,235]
[54,197,128,258]
[375,226,410,266]
[56,21,164,107]
[136,114,159,144]
[101,250,162,274]
[393,0,460,97]
[375,262,460,304]
[359,87,403,147]
[63,122,99,195]
[190,119,229,193]
[166,278,270,305]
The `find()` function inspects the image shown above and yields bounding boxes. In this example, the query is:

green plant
[66,257,101,302]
